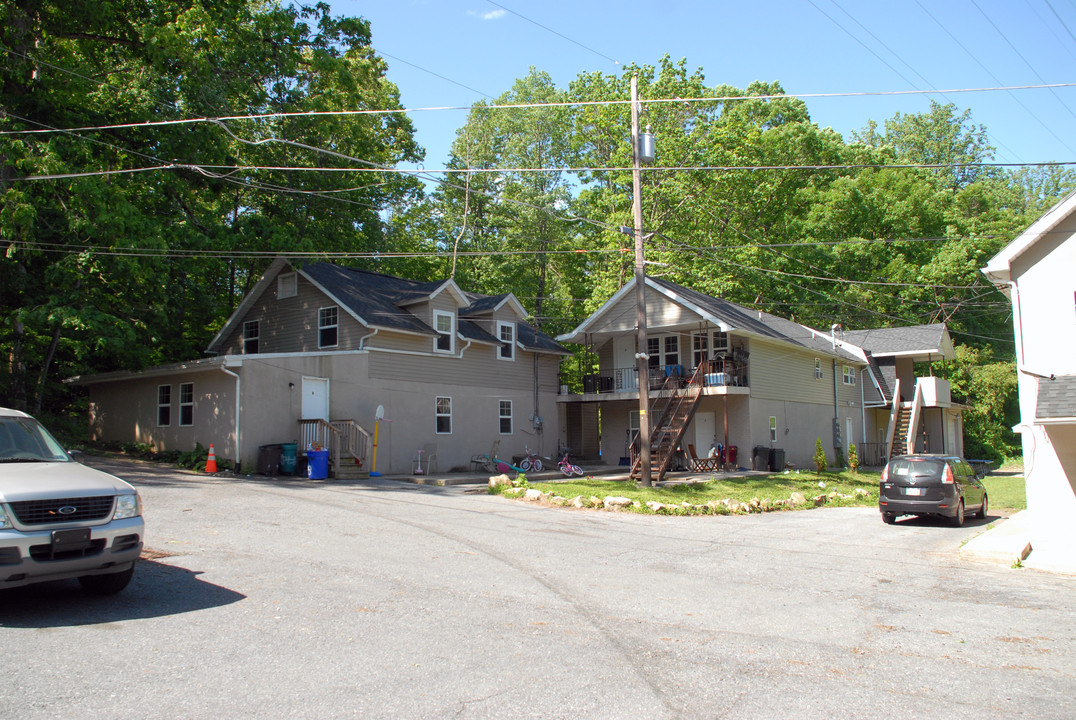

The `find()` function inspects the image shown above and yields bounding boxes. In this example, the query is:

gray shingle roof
[1037,375,1076,420]
[649,278,862,361]
[840,324,950,356]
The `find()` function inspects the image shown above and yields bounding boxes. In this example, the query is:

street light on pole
[630,74,655,487]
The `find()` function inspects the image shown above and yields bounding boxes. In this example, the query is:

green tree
[1,0,421,414]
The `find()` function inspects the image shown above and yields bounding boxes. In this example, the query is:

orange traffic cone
[205,444,218,473]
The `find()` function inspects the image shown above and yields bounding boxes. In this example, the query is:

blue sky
[330,0,1076,172]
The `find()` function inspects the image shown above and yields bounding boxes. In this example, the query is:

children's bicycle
[558,449,584,477]
[519,446,543,472]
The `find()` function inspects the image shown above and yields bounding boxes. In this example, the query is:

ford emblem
[58,506,77,515]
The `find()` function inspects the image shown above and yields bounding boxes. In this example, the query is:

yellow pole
[370,420,381,476]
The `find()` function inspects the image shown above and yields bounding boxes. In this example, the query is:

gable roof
[983,189,1076,287]
[839,323,955,361]
[557,276,861,361]
[207,259,567,355]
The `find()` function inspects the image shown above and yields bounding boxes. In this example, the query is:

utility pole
[631,74,652,487]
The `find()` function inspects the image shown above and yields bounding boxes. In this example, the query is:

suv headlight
[0,505,11,530]
[113,492,142,520]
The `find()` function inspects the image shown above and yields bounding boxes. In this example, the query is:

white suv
[0,407,143,594]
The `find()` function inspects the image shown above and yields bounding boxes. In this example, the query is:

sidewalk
[960,510,1076,575]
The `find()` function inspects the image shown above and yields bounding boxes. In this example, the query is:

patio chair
[688,444,716,472]
[470,440,501,473]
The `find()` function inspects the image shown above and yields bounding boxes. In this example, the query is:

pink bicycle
[558,449,584,477]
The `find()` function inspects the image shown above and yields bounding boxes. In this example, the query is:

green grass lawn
[496,470,881,514]
[981,473,1027,511]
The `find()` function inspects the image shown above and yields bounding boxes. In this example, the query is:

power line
[483,1,620,67]
[4,82,1075,136]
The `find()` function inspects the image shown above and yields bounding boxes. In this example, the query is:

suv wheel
[950,500,965,528]
[78,566,135,595]
[882,512,897,524]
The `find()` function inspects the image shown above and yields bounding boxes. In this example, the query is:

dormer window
[277,272,297,299]
[434,310,455,353]
[497,321,515,361]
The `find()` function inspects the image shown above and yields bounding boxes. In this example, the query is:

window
[277,272,297,299]
[647,337,660,369]
[497,321,515,361]
[319,306,338,348]
[434,310,454,353]
[769,416,777,443]
[157,385,171,427]
[663,336,679,367]
[499,400,513,434]
[712,331,729,355]
[435,396,452,434]
[815,358,823,380]
[692,333,708,368]
[179,383,194,426]
[843,365,856,385]
[243,321,260,354]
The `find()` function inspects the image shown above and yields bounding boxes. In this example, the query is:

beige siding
[369,346,537,391]
[595,287,705,334]
[748,339,859,405]
[218,272,370,354]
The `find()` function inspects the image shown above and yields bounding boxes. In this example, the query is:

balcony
[577,359,748,396]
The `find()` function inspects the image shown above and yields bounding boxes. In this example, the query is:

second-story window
[815,358,823,380]
[692,333,708,368]
[243,320,260,354]
[319,307,338,348]
[663,336,680,367]
[434,310,454,353]
[843,365,856,385]
[712,331,729,355]
[498,322,515,361]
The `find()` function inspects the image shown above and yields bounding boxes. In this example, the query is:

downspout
[860,368,866,452]
[533,352,542,456]
[358,328,379,350]
[220,363,241,474]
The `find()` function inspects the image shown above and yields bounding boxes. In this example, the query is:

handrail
[298,418,371,472]
[885,378,901,459]
[906,379,925,455]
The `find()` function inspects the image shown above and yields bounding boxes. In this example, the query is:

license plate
[52,528,92,551]
[903,487,923,496]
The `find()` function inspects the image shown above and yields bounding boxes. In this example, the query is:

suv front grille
[9,496,115,525]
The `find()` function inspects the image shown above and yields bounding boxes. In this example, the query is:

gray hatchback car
[879,454,988,527]
[0,407,144,594]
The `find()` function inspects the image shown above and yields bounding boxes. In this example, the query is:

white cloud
[467,8,506,20]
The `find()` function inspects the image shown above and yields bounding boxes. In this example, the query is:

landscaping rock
[524,488,544,502]
[790,492,807,507]
[646,501,666,512]
[813,494,828,506]
[571,496,587,509]
[604,496,632,510]
[488,474,512,489]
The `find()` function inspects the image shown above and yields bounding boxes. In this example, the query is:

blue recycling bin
[307,449,329,480]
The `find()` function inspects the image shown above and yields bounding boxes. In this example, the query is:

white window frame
[692,332,708,368]
[498,400,513,434]
[497,321,515,361]
[769,416,777,443]
[318,306,339,349]
[277,272,297,299]
[433,310,455,354]
[157,385,171,427]
[243,320,260,354]
[712,331,729,355]
[843,365,856,385]
[435,396,452,434]
[815,358,824,380]
[179,382,194,427]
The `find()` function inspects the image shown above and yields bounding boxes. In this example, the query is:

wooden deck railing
[298,418,371,471]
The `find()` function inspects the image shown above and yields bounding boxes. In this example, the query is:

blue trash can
[307,449,329,480]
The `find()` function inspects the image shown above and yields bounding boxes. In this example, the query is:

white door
[302,377,330,420]
[614,336,638,391]
[695,412,716,455]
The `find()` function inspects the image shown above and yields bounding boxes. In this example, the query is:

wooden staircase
[630,363,708,483]
[890,406,911,458]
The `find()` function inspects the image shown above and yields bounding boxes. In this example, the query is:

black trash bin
[752,446,769,471]
[257,444,283,476]
[769,448,786,472]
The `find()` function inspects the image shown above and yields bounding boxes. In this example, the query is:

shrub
[847,443,860,473]
[813,438,828,473]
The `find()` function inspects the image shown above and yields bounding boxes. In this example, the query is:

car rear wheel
[881,512,897,525]
[950,500,965,528]
[78,565,135,595]
[976,493,988,520]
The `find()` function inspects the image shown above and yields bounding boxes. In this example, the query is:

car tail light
[942,464,955,484]
[881,464,889,482]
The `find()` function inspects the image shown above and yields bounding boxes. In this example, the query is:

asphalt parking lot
[2,456,1074,719]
